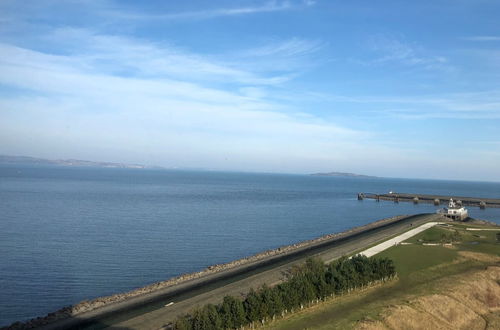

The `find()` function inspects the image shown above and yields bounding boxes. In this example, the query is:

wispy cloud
[0,28,363,171]
[361,36,449,70]
[242,38,324,58]
[107,1,300,21]
[305,90,500,119]
[462,36,500,41]
[39,28,304,85]
[229,38,325,74]
[384,93,500,119]
[461,48,500,69]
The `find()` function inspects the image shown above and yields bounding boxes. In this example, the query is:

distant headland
[0,155,158,169]
[311,171,376,178]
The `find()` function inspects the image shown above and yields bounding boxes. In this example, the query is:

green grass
[263,222,500,330]
[377,244,457,278]
[459,240,500,255]
[405,226,447,243]
[402,224,500,256]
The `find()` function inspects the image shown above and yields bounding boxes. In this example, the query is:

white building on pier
[438,198,468,221]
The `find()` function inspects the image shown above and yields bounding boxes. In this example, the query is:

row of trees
[173,255,396,330]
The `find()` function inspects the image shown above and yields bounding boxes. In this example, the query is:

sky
[0,0,499,181]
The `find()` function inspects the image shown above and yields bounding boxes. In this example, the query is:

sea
[1,165,499,326]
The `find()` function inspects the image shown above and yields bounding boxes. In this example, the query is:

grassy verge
[262,222,500,330]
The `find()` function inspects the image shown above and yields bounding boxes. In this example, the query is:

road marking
[357,222,444,257]
[165,302,174,307]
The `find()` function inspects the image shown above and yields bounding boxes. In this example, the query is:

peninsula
[0,155,155,169]
[311,171,376,178]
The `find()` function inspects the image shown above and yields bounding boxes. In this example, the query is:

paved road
[103,214,441,330]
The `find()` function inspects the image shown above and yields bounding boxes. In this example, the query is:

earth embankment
[358,262,500,330]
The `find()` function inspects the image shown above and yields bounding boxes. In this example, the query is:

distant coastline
[311,171,376,178]
[0,155,159,170]
[0,155,376,177]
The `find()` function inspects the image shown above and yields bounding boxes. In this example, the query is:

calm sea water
[1,165,499,326]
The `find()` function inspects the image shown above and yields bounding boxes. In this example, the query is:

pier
[357,192,500,209]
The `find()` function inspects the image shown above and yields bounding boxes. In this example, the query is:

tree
[230,296,246,328]
[269,286,284,317]
[205,304,222,329]
[244,288,261,323]
[258,284,272,320]
[297,275,316,303]
[173,316,192,330]
[173,256,397,329]
[220,296,235,329]
[220,295,245,329]
[191,308,210,330]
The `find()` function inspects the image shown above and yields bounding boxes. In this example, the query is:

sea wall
[3,214,409,330]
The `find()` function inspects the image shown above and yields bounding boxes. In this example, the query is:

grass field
[262,221,500,330]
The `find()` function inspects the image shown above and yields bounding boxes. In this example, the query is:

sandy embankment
[358,253,500,330]
[5,214,412,329]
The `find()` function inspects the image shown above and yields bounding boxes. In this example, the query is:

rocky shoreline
[2,214,409,330]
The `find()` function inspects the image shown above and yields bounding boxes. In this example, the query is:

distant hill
[0,155,156,169]
[311,171,376,178]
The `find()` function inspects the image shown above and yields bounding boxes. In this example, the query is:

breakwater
[358,192,500,209]
[2,214,417,330]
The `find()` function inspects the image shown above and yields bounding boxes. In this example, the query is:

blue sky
[0,0,499,181]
